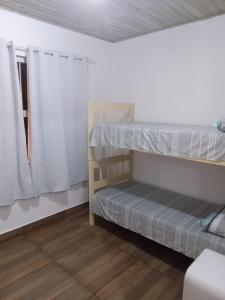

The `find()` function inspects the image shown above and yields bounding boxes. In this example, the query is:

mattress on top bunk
[90,122,225,162]
[91,180,225,259]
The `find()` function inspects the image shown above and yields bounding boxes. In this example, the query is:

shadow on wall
[0,182,87,222]
[133,152,225,205]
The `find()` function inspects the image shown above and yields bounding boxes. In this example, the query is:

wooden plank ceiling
[1,0,225,42]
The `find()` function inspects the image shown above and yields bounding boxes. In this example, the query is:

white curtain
[27,46,89,194]
[0,39,34,205]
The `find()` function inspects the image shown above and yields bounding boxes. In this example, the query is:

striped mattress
[91,180,225,259]
[90,122,225,162]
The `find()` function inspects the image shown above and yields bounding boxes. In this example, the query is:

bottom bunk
[91,180,225,259]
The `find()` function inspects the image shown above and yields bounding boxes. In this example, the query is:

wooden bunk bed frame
[88,102,225,225]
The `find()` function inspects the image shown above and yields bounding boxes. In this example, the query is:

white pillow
[208,207,225,238]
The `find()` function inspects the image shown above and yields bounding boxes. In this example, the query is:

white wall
[1,8,225,234]
[0,9,112,234]
[110,15,225,204]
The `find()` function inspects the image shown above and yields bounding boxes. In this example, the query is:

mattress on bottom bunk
[91,180,225,259]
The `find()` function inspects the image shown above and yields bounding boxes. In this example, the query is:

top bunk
[88,102,225,167]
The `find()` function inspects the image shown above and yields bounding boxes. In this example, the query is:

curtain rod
[7,42,96,64]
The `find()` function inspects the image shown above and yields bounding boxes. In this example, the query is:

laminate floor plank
[0,235,37,265]
[39,226,96,259]
[52,281,92,300]
[99,268,181,300]
[76,251,136,293]
[0,263,79,300]
[0,204,190,300]
[57,238,118,275]
[25,217,80,245]
[0,249,52,289]
[97,260,162,300]
[68,205,90,227]
[88,296,101,300]
[58,238,136,292]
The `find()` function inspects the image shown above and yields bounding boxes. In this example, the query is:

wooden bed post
[129,104,135,178]
[88,102,135,226]
[88,102,95,225]
[88,147,95,225]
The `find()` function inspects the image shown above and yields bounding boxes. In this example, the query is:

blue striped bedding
[90,122,225,162]
[91,180,225,258]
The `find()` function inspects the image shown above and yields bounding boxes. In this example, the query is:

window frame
[16,53,29,152]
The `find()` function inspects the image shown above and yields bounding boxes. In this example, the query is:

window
[17,57,28,148]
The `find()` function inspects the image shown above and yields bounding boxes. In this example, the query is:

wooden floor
[0,204,192,300]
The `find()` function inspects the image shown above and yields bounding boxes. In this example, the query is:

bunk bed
[88,102,225,259]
